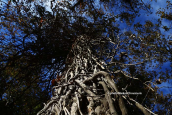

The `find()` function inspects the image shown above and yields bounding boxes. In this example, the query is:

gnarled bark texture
[37,35,156,115]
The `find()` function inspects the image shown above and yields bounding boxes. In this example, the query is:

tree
[0,0,171,114]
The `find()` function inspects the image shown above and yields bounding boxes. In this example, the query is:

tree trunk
[37,35,156,115]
